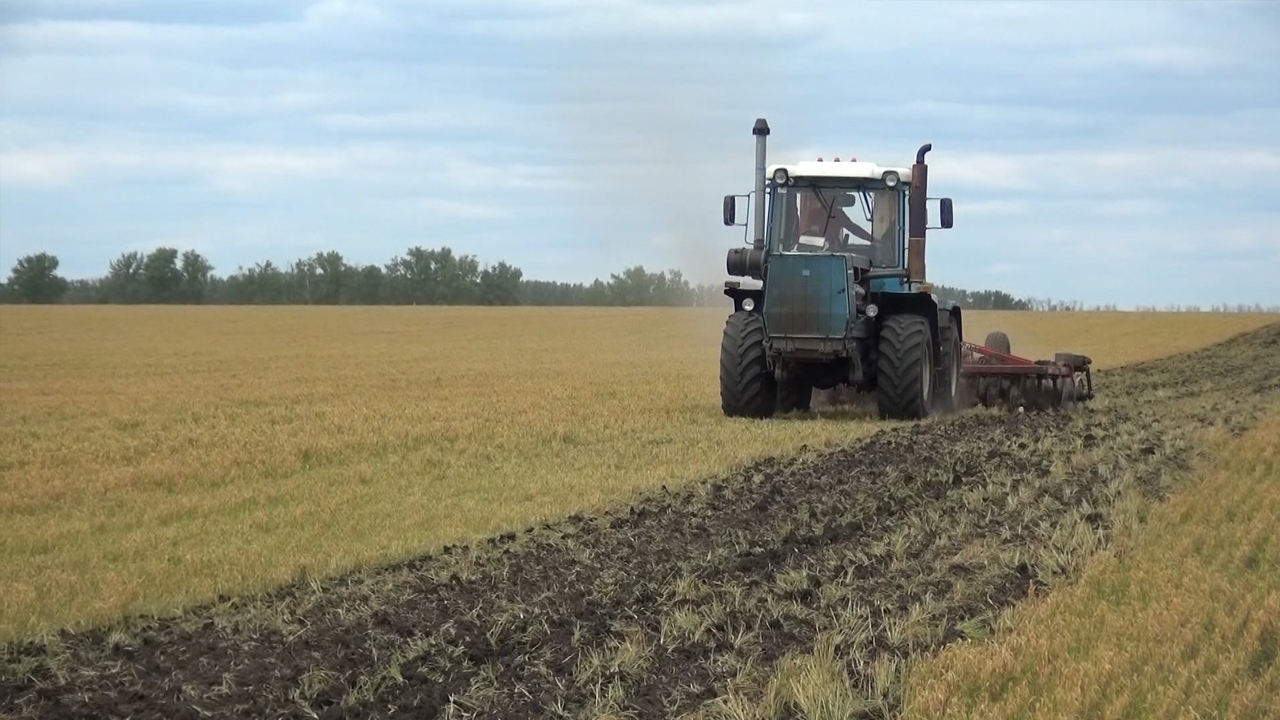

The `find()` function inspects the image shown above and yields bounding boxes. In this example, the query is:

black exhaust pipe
[907,143,931,283]
[751,118,769,249]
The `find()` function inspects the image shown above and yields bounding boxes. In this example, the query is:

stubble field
[2,306,1279,719]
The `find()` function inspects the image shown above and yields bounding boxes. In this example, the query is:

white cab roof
[767,160,912,183]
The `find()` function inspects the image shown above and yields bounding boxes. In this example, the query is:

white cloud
[1073,44,1237,73]
[1,149,93,186]
[202,150,350,191]
[927,149,1280,195]
[317,110,500,133]
[0,18,270,58]
[414,199,513,220]
[0,140,574,194]
[456,0,824,40]
[1,0,1278,307]
[959,201,1031,217]
[302,0,387,27]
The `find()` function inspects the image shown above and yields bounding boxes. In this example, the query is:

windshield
[768,184,903,268]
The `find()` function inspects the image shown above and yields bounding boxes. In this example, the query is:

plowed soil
[5,322,1280,720]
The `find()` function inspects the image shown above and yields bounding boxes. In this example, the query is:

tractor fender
[944,305,963,343]
[873,293,942,363]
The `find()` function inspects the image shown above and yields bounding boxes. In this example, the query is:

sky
[2,0,1279,308]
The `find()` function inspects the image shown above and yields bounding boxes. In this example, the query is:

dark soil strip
[4,323,1280,720]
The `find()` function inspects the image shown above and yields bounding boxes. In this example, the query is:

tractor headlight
[865,303,879,318]
[772,168,789,185]
[742,297,756,312]
[882,172,900,188]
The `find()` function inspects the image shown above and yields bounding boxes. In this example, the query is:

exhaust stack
[907,143,931,283]
[752,118,769,249]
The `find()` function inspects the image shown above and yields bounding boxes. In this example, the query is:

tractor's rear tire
[876,314,934,420]
[720,311,777,418]
[936,320,962,412]
[777,374,813,414]
[984,330,1011,355]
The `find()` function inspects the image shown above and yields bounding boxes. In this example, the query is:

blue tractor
[719,118,961,420]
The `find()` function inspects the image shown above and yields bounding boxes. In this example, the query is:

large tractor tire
[720,311,777,418]
[875,314,934,420]
[977,329,1012,407]
[777,374,813,414]
[984,330,1011,355]
[935,319,962,412]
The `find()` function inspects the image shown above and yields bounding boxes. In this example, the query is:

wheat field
[1,305,1275,641]
[900,412,1280,719]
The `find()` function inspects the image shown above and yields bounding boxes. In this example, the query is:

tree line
[0,247,724,308]
[6,247,1274,312]
[930,285,1031,311]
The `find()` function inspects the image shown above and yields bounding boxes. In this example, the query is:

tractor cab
[763,160,913,294]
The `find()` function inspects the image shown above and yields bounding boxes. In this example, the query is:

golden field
[900,412,1280,720]
[0,305,1276,641]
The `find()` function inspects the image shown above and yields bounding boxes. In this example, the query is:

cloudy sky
[2,0,1278,308]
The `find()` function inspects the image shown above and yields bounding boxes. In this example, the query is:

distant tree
[311,251,347,305]
[932,283,1032,311]
[222,260,288,304]
[654,269,694,306]
[478,261,523,305]
[691,283,720,307]
[252,260,288,304]
[7,252,69,304]
[432,247,481,304]
[583,279,610,306]
[63,278,104,304]
[101,251,145,303]
[142,247,184,303]
[179,250,214,303]
[380,245,485,305]
[970,289,1031,311]
[286,257,319,304]
[384,246,436,305]
[519,279,592,305]
[346,264,385,305]
[608,266,660,306]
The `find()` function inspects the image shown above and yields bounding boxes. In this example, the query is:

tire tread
[720,312,776,418]
[876,314,932,420]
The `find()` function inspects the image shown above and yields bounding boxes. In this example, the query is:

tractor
[717,117,1093,420]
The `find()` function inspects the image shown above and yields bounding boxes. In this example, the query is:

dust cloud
[542,45,790,288]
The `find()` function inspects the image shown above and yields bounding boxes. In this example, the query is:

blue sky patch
[2,0,1278,307]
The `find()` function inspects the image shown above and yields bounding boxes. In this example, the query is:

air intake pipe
[726,246,765,279]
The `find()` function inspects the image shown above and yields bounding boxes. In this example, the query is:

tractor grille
[762,254,851,338]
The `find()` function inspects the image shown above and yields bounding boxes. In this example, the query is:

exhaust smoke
[543,44,788,290]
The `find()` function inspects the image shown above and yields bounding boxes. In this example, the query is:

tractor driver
[796,188,877,253]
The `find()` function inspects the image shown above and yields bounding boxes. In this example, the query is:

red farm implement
[960,331,1094,411]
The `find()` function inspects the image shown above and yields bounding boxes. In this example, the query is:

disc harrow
[961,331,1094,412]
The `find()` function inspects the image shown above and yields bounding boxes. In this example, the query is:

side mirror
[939,198,954,229]
[723,195,736,226]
